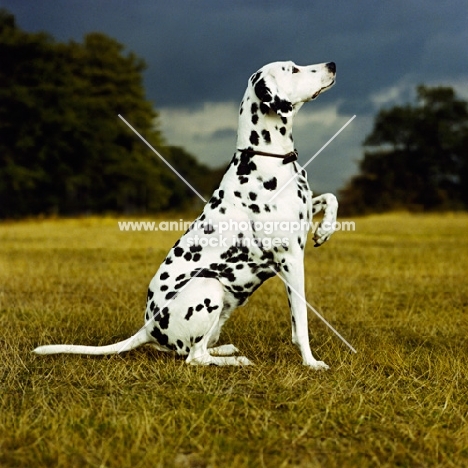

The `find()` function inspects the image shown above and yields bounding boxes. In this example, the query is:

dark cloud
[200,128,237,142]
[5,0,467,108]
[3,0,467,192]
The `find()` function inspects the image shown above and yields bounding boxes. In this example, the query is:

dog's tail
[33,327,151,356]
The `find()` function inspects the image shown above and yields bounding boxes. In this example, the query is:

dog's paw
[313,224,335,247]
[236,356,253,366]
[304,360,329,370]
[208,344,239,356]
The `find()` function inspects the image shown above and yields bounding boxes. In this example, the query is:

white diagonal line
[117,267,206,353]
[118,114,207,203]
[270,267,357,353]
[269,114,356,202]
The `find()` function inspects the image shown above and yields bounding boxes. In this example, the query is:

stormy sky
[3,0,468,193]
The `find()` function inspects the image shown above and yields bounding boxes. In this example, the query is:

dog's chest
[217,157,313,227]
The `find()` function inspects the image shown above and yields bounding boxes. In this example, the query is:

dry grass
[0,213,467,467]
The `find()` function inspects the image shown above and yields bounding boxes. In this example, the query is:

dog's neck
[236,93,301,155]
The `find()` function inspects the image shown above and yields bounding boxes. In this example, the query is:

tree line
[340,86,468,214]
[1,9,467,218]
[0,9,222,218]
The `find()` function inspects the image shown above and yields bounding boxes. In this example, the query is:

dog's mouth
[310,79,335,100]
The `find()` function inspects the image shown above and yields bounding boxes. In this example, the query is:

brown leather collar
[238,148,298,165]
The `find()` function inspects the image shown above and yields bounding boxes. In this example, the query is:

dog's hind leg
[181,279,252,366]
[186,318,252,366]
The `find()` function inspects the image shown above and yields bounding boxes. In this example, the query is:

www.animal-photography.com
[1,1,467,467]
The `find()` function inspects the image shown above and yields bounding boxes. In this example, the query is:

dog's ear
[254,74,293,118]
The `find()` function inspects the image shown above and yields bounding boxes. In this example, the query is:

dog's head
[250,61,336,118]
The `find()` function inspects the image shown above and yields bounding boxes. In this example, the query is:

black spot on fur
[234,191,241,198]
[280,126,286,135]
[254,78,272,103]
[184,252,192,261]
[147,289,154,300]
[237,152,257,176]
[260,103,269,114]
[209,196,222,209]
[150,326,169,346]
[263,177,277,190]
[175,279,189,289]
[251,102,258,114]
[262,130,271,143]
[160,285,168,292]
[272,96,292,115]
[249,204,260,214]
[249,131,259,146]
[251,114,258,125]
[251,71,262,85]
[256,269,277,282]
[261,250,275,261]
[249,192,257,201]
[174,247,183,257]
[195,303,204,312]
[195,268,217,279]
[165,291,176,300]
[298,237,304,249]
[239,176,249,184]
[204,223,215,234]
[159,311,170,329]
[184,307,194,320]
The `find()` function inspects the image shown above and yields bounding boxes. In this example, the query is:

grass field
[1,213,467,467]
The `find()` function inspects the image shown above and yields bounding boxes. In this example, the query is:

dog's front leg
[282,258,329,370]
[312,193,338,247]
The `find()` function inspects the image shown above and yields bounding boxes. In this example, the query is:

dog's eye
[292,66,300,74]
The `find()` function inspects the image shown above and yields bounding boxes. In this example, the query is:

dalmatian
[34,60,338,369]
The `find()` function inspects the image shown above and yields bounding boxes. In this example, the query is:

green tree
[340,86,468,214]
[0,10,192,217]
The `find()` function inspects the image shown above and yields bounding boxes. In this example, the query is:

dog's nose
[326,62,336,74]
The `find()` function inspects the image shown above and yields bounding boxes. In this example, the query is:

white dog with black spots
[34,60,338,369]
